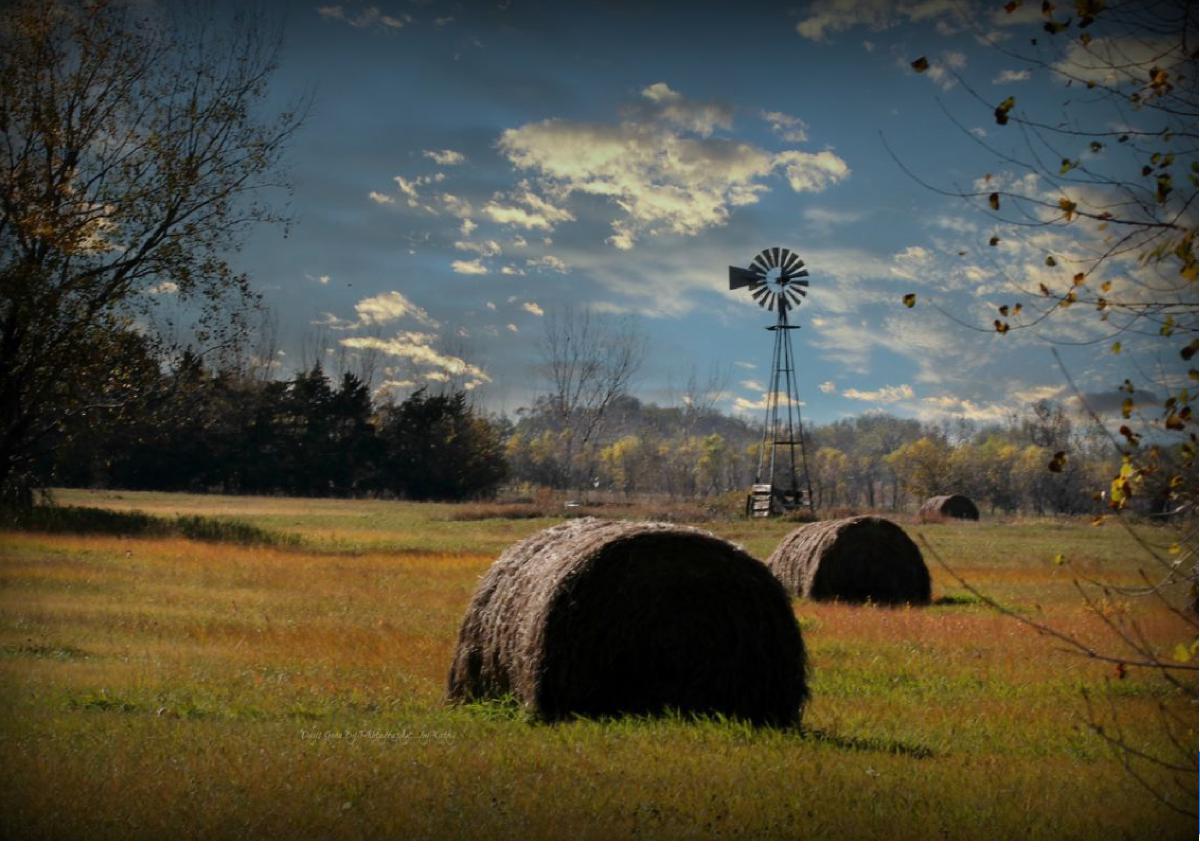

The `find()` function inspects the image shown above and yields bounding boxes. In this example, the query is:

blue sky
[193,0,1194,425]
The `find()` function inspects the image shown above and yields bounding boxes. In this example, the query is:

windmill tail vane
[728,247,815,518]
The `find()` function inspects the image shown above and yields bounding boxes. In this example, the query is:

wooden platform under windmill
[747,484,810,518]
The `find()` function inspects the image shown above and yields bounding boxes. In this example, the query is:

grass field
[0,489,1194,839]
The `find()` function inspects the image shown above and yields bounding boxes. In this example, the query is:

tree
[375,388,507,501]
[898,0,1197,816]
[536,306,646,489]
[885,435,954,500]
[0,0,305,508]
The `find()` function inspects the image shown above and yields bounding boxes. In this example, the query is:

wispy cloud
[498,83,849,249]
[992,69,1031,84]
[451,259,489,275]
[423,149,466,166]
[795,0,966,41]
[354,291,439,327]
[842,383,915,403]
[761,110,809,143]
[316,5,410,30]
[481,181,574,232]
[340,333,491,383]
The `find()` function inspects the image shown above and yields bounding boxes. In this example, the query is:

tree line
[51,345,1187,516]
[507,392,1190,517]
[47,353,507,502]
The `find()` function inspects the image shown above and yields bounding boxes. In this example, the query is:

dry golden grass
[0,491,1194,838]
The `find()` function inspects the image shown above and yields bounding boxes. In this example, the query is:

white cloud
[734,361,756,370]
[340,333,491,383]
[842,383,915,403]
[389,173,446,210]
[916,51,968,91]
[521,301,544,316]
[915,394,1013,423]
[442,195,474,219]
[368,190,395,205]
[459,218,477,236]
[394,176,420,207]
[1054,36,1192,89]
[304,273,332,285]
[889,245,934,281]
[761,110,809,143]
[454,239,502,257]
[506,323,519,333]
[354,291,439,328]
[993,69,1031,84]
[795,0,963,40]
[451,259,489,275]
[527,254,570,274]
[733,393,805,413]
[803,207,865,227]
[499,265,526,276]
[423,149,466,166]
[317,6,410,29]
[775,150,851,192]
[819,380,837,394]
[482,181,575,232]
[499,90,849,248]
[740,379,766,392]
[148,280,178,295]
[640,82,733,137]
[1012,384,1067,404]
[375,379,416,397]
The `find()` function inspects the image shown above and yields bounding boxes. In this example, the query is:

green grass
[0,489,1193,838]
[7,502,299,548]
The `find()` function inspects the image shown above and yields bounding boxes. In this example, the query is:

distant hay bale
[767,516,931,605]
[919,494,980,523]
[447,518,808,726]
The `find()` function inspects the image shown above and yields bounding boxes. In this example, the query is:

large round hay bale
[447,518,808,726]
[919,494,980,523]
[767,516,931,605]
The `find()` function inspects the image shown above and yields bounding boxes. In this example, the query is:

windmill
[729,247,816,518]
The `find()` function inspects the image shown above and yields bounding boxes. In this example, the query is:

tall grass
[0,490,1191,838]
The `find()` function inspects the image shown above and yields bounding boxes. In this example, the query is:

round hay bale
[918,494,980,523]
[767,516,931,605]
[447,517,807,726]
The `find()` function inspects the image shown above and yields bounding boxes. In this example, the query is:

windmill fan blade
[768,294,777,311]
[757,291,770,307]
[728,266,759,290]
[780,248,797,270]
[782,257,803,275]
[754,251,772,271]
[780,293,793,310]
[751,286,768,300]
[770,247,782,267]
[749,260,765,273]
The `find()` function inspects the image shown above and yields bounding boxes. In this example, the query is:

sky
[181,0,1196,426]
